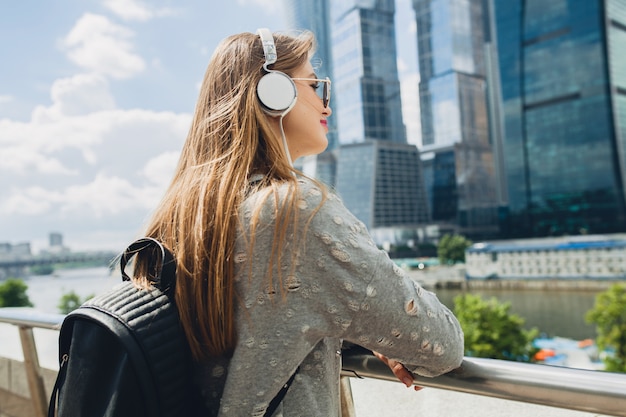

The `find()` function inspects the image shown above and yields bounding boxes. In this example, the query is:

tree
[0,278,34,307]
[58,290,94,314]
[585,283,626,372]
[437,234,472,264]
[454,293,538,361]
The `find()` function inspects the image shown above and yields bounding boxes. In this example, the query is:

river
[23,266,120,314]
[19,266,601,341]
[436,287,599,341]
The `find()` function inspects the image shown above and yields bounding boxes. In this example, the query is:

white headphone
[256,28,298,116]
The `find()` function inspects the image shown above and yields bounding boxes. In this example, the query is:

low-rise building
[465,234,626,280]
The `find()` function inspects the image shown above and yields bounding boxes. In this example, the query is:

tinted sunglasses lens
[323,79,330,108]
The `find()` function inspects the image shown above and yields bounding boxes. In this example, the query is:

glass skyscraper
[331,0,406,144]
[493,0,626,237]
[283,0,431,247]
[330,0,432,245]
[283,0,338,186]
[336,140,430,233]
[413,0,500,239]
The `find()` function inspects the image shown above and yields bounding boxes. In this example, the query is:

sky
[0,0,420,253]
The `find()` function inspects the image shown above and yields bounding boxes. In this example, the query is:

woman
[140,29,464,416]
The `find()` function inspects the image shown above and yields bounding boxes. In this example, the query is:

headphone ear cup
[257,71,297,115]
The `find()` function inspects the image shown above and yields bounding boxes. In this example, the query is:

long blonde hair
[136,31,319,361]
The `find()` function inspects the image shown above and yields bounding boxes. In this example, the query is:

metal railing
[0,308,65,417]
[341,345,626,416]
[2,308,626,417]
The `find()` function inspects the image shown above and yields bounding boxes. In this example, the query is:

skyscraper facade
[413,0,500,239]
[283,0,338,186]
[493,0,626,237]
[336,140,430,231]
[330,0,432,246]
[331,0,407,144]
[284,0,431,248]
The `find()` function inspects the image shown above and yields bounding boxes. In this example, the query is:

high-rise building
[49,232,63,247]
[283,0,338,186]
[493,0,626,237]
[330,0,432,247]
[284,0,431,248]
[336,140,430,247]
[413,0,500,239]
[331,0,407,145]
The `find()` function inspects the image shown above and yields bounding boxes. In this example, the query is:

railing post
[18,326,47,417]
[340,376,356,417]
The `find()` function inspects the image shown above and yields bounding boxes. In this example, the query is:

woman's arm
[299,183,464,377]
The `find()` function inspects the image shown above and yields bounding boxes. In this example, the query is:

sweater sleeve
[298,181,464,377]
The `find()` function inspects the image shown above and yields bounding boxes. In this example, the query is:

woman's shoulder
[295,177,327,202]
[243,176,349,222]
[294,178,350,216]
[247,176,331,206]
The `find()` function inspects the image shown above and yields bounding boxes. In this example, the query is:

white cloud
[0,147,77,175]
[0,186,59,216]
[0,64,191,224]
[61,13,145,79]
[60,173,158,217]
[0,95,13,104]
[0,105,189,251]
[32,73,116,120]
[0,108,189,175]
[0,173,161,218]
[102,0,177,21]
[142,151,180,185]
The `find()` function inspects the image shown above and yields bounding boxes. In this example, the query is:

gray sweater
[196,179,464,416]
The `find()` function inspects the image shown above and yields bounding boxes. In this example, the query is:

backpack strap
[120,237,176,290]
[266,370,297,416]
[47,354,66,417]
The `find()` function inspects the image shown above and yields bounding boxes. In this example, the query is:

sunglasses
[291,77,331,108]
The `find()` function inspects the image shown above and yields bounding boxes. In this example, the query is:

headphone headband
[257,28,277,69]
[255,28,297,167]
[255,28,298,120]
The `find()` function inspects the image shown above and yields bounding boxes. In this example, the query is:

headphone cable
[279,114,293,168]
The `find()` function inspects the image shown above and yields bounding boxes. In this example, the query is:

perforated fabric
[196,178,464,417]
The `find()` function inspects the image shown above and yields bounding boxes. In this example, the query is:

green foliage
[585,283,626,372]
[58,290,94,314]
[454,293,538,361]
[0,278,34,307]
[437,234,472,264]
[30,265,55,275]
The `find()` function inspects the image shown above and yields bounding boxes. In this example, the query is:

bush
[0,278,34,307]
[437,234,472,264]
[454,293,538,361]
[586,283,626,372]
[58,290,94,314]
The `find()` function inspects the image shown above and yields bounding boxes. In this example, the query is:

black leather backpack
[47,237,207,417]
[48,237,295,417]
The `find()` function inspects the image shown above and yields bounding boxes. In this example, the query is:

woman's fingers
[372,351,423,390]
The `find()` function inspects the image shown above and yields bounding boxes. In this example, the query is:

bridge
[0,251,118,279]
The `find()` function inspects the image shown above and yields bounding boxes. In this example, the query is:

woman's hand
[373,351,423,391]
